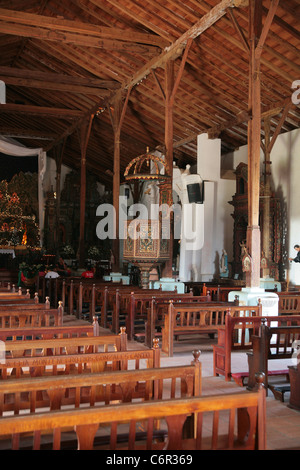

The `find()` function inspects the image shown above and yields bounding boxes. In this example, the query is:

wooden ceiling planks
[0,0,298,187]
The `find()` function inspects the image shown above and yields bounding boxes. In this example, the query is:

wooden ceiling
[0,0,299,188]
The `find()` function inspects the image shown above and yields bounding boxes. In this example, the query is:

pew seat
[231,369,289,387]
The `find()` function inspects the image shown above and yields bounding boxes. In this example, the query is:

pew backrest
[278,293,300,315]
[0,345,160,379]
[0,352,201,415]
[0,324,98,342]
[4,329,127,358]
[0,308,62,328]
[0,374,266,450]
[213,314,300,380]
[162,303,262,356]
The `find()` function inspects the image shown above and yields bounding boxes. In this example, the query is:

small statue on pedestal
[220,249,229,278]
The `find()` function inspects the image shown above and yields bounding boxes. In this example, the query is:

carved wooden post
[109,89,132,273]
[247,0,279,288]
[161,42,193,278]
[119,326,127,351]
[92,315,100,336]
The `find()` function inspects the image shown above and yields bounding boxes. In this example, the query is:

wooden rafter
[0,66,121,94]
[0,8,168,48]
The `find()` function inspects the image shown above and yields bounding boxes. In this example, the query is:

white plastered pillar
[196,133,221,281]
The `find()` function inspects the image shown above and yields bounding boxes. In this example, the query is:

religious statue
[239,240,252,272]
[239,240,247,258]
[220,249,229,278]
[260,250,268,269]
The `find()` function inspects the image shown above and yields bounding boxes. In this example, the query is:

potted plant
[87,245,101,261]
[60,244,75,260]
[18,261,42,287]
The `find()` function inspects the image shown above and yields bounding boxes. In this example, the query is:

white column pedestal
[260,277,281,292]
[228,287,279,316]
[153,277,185,293]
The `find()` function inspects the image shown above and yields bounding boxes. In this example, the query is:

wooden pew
[61,280,129,317]
[162,303,262,357]
[124,291,197,341]
[247,320,300,395]
[213,313,300,383]
[0,287,31,297]
[0,373,266,450]
[0,292,40,307]
[288,360,300,411]
[62,281,132,320]
[277,292,300,315]
[0,306,63,328]
[4,329,128,358]
[0,350,201,416]
[185,281,243,301]
[43,277,100,311]
[144,296,235,348]
[62,281,185,330]
[0,297,36,304]
[0,321,100,342]
[92,286,175,333]
[0,342,160,379]
[103,287,173,333]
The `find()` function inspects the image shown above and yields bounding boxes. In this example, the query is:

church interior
[0,0,299,452]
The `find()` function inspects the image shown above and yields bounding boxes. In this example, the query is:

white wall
[43,157,71,194]
[223,127,300,286]
[196,133,236,281]
[268,128,300,285]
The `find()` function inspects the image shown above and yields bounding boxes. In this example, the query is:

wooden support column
[160,40,192,278]
[162,60,175,278]
[247,0,279,288]
[78,115,94,268]
[109,88,131,272]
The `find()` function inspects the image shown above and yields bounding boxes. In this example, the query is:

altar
[0,248,15,259]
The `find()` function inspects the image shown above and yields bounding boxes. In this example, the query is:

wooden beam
[126,0,249,89]
[0,8,168,47]
[0,127,56,140]
[268,101,293,153]
[22,0,249,160]
[227,8,249,52]
[255,0,280,60]
[0,21,160,54]
[0,66,120,94]
[0,103,84,119]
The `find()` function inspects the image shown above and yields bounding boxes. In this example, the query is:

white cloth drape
[0,136,46,246]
